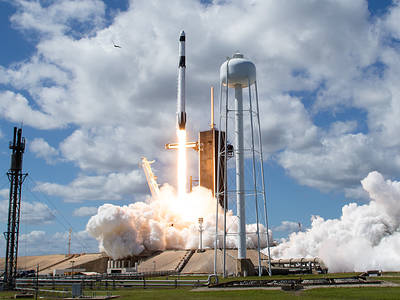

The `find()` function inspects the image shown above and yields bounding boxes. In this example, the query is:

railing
[16,275,210,290]
[175,250,195,273]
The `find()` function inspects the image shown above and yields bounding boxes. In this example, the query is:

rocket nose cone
[179,30,185,41]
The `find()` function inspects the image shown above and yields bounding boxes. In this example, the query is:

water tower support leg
[234,85,246,260]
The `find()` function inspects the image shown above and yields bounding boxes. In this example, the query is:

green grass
[170,272,400,286]
[71,286,400,299]
[376,276,400,284]
[3,272,399,300]
[382,272,400,276]
[93,286,400,300]
[301,287,400,299]
[73,287,400,300]
[0,291,21,299]
[2,286,400,300]
[115,288,292,299]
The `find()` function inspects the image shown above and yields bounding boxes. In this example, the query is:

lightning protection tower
[214,53,272,277]
[4,127,27,290]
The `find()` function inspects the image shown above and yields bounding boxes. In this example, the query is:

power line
[0,175,10,191]
[24,176,91,253]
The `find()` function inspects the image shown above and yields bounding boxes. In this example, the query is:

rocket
[177,30,186,130]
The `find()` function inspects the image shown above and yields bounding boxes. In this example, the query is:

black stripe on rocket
[179,56,185,68]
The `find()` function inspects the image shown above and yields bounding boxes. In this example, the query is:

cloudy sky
[0,0,398,256]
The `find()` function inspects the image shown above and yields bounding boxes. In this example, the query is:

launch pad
[1,251,327,277]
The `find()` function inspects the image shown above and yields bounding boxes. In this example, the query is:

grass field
[105,287,400,299]
[2,272,400,300]
[3,286,400,300]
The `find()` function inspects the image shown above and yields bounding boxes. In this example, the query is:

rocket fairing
[177,30,187,130]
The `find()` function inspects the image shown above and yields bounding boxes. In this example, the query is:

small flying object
[112,40,121,48]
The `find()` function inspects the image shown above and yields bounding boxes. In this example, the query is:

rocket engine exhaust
[177,30,186,130]
[177,129,187,198]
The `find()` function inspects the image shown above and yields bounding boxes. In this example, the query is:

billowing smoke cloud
[272,171,400,272]
[87,185,271,259]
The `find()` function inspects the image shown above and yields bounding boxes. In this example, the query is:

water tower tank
[220,53,256,88]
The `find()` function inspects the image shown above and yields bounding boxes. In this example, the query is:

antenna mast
[4,127,27,290]
[68,228,72,256]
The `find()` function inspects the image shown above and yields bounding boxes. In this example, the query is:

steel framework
[214,54,272,277]
[4,127,27,290]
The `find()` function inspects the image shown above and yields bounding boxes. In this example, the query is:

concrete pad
[0,253,108,275]
[0,254,68,272]
[181,249,235,274]
[226,249,270,267]
[39,253,108,275]
[182,249,269,274]
[137,250,188,272]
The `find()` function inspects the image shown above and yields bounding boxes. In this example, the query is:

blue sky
[0,0,399,256]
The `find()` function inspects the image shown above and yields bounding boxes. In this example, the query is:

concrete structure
[181,249,265,275]
[53,268,85,276]
[270,258,328,274]
[0,253,108,275]
[107,255,146,274]
[132,249,269,275]
[137,250,190,273]
[0,251,327,276]
[42,253,108,275]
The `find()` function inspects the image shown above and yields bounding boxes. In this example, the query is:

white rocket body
[177,30,186,130]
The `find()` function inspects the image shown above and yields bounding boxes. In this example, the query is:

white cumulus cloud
[34,170,146,202]
[30,138,59,164]
[0,200,55,225]
[15,230,98,255]
[273,221,302,233]
[73,206,98,217]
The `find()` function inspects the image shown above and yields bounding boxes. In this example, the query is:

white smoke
[87,184,271,259]
[271,171,400,272]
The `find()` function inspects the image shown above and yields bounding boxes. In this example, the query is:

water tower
[214,53,272,277]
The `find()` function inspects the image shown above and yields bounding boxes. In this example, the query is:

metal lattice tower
[4,127,27,290]
[214,53,272,277]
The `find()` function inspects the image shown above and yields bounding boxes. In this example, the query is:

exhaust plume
[87,184,271,259]
[271,171,400,272]
[177,129,187,199]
